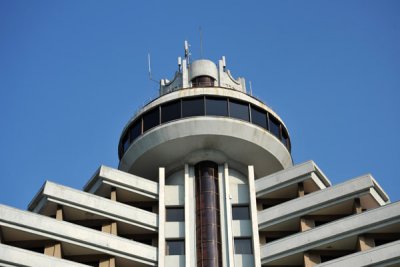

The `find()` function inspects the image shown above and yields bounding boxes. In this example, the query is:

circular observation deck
[118,87,293,180]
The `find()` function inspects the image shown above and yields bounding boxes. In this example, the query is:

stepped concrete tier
[0,42,399,267]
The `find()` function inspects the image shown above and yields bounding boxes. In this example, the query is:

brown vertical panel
[195,161,222,267]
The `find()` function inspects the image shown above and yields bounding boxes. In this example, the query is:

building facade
[0,43,399,267]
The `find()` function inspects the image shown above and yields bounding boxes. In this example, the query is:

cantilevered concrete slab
[258,175,388,231]
[256,160,331,199]
[316,240,400,267]
[0,205,157,266]
[28,181,158,232]
[84,165,158,200]
[0,243,89,267]
[260,201,400,265]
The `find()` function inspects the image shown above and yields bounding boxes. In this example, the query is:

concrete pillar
[298,182,305,197]
[248,165,261,267]
[44,242,62,258]
[300,217,315,232]
[101,222,118,235]
[184,164,193,267]
[56,205,63,221]
[353,198,362,214]
[304,252,320,267]
[357,235,375,251]
[158,167,165,267]
[99,257,116,267]
[110,187,117,201]
[222,163,234,267]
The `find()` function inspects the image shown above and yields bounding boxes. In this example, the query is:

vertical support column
[102,189,118,236]
[110,187,117,201]
[184,164,191,267]
[300,217,315,232]
[218,164,228,267]
[298,182,305,197]
[158,167,166,267]
[223,163,234,266]
[99,257,116,267]
[0,227,3,243]
[357,235,375,251]
[189,165,197,266]
[353,198,362,214]
[248,165,261,267]
[304,252,320,267]
[45,205,63,258]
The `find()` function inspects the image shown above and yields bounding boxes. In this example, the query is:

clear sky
[0,1,399,209]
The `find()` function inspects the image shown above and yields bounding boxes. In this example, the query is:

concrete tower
[0,42,399,267]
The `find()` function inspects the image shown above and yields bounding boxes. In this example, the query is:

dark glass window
[182,97,204,117]
[269,115,281,139]
[122,133,130,153]
[166,240,185,255]
[166,207,184,222]
[143,108,159,132]
[192,76,215,87]
[161,100,181,123]
[281,127,289,147]
[234,238,253,254]
[229,100,249,121]
[130,119,142,141]
[232,205,250,220]
[205,97,228,116]
[251,105,268,129]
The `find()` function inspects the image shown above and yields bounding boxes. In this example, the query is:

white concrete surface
[28,181,157,231]
[260,201,400,265]
[0,243,90,267]
[0,204,157,266]
[256,160,331,198]
[84,165,158,199]
[316,239,400,267]
[258,175,387,230]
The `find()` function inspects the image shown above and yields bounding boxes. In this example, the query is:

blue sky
[0,1,399,209]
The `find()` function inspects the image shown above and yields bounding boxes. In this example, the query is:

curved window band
[119,96,291,159]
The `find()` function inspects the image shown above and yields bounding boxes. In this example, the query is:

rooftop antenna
[199,27,204,59]
[249,81,253,96]
[147,53,159,84]
[184,40,191,64]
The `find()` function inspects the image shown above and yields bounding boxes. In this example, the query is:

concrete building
[1,43,399,267]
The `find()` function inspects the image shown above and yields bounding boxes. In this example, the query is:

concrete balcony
[258,175,388,232]
[260,201,400,266]
[316,239,400,267]
[0,205,157,266]
[0,244,89,267]
[28,181,158,233]
[256,160,331,199]
[84,165,158,200]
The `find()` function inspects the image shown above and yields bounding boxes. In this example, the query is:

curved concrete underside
[119,117,293,180]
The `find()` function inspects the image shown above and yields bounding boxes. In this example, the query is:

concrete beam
[0,244,89,267]
[317,240,400,267]
[0,204,157,266]
[29,181,157,232]
[258,175,386,231]
[260,201,400,265]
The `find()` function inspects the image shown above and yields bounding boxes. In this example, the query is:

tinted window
[162,100,181,123]
[234,238,252,254]
[206,97,228,116]
[269,115,281,139]
[143,108,159,132]
[232,205,250,220]
[192,76,215,87]
[166,240,185,255]
[182,97,204,117]
[251,105,267,129]
[130,119,142,141]
[229,100,249,121]
[122,133,130,153]
[166,207,184,222]
[281,127,289,147]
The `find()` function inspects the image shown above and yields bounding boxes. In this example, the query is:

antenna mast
[184,40,190,64]
[147,53,159,84]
